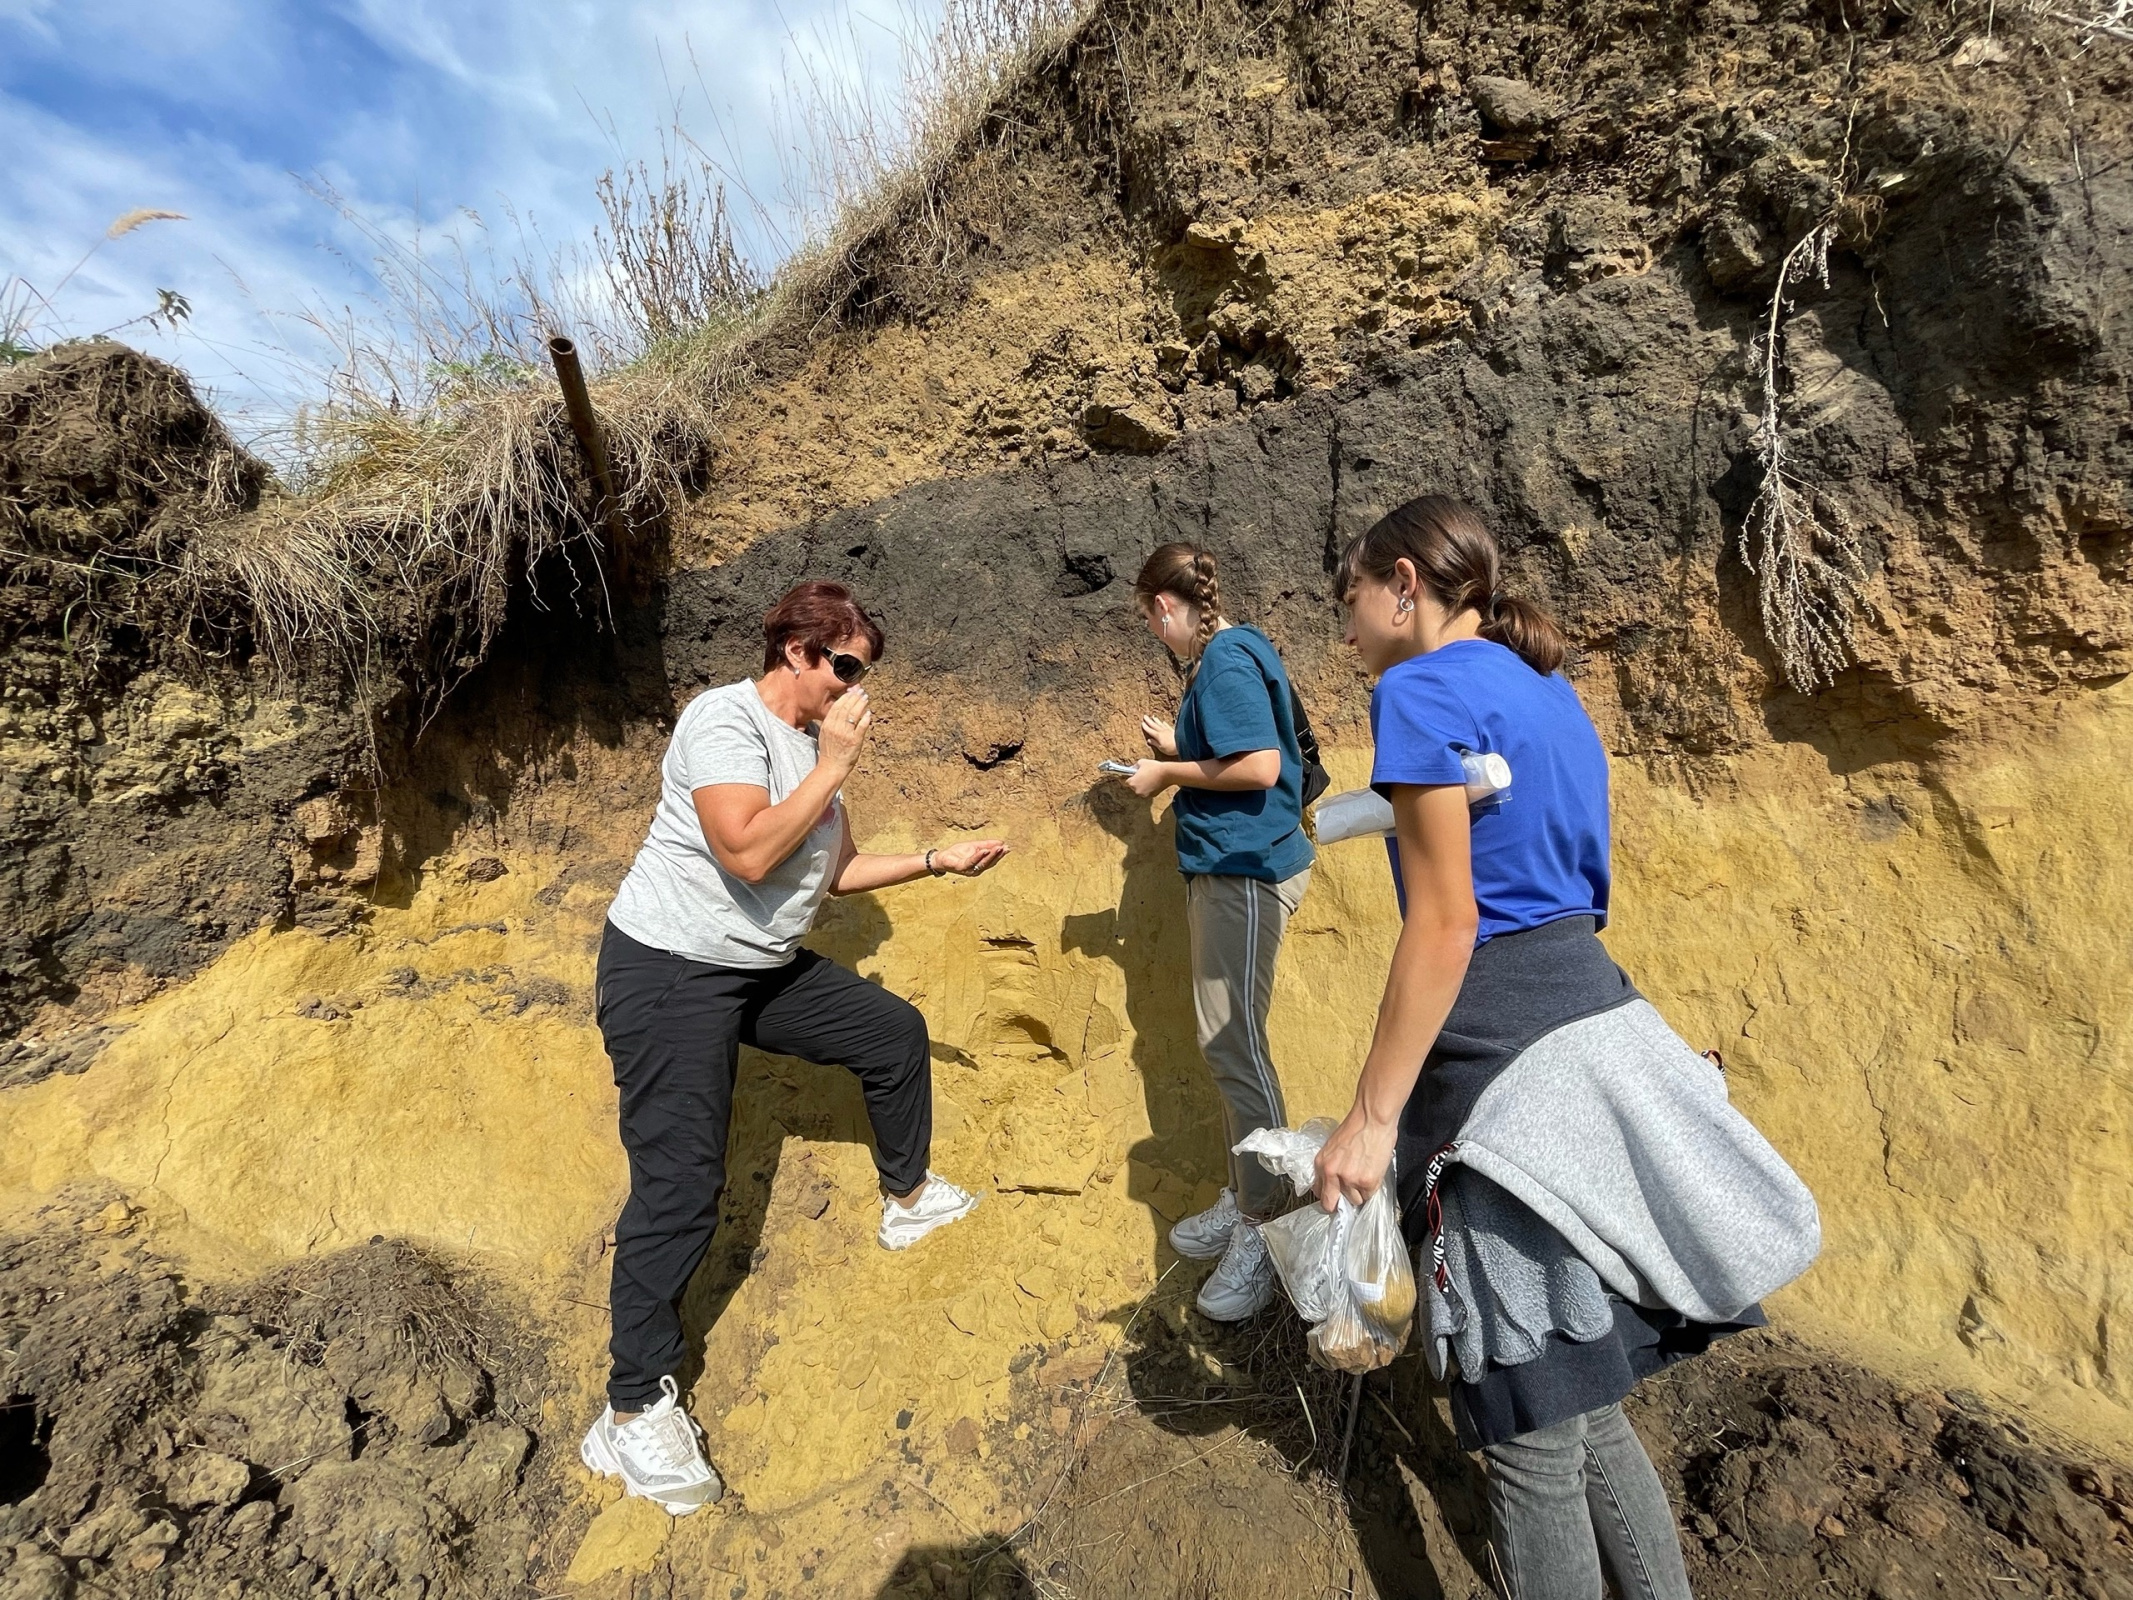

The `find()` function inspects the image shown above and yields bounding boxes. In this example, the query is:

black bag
[1288,684,1333,809]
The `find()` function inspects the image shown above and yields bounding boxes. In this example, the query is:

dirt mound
[1633,1339,2133,1600]
[1016,1295,2133,1600]
[0,1190,563,1600]
[0,341,264,652]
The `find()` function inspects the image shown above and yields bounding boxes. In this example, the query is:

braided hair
[1134,542,1226,669]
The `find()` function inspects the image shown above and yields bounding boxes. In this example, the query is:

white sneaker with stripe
[579,1374,724,1515]
[878,1172,980,1250]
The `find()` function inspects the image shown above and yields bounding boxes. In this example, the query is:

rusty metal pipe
[546,333,618,537]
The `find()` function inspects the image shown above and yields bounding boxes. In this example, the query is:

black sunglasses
[829,651,873,684]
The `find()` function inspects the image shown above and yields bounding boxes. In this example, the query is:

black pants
[595,920,934,1411]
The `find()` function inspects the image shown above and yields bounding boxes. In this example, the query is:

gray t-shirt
[607,680,843,968]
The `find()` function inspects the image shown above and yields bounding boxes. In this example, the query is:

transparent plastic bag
[1235,1122,1417,1373]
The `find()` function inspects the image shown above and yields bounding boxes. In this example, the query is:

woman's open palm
[934,839,1010,876]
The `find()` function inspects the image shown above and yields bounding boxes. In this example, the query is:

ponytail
[1134,542,1226,667]
[1482,594,1566,676]
[1336,495,1568,675]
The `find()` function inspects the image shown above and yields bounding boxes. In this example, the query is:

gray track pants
[1185,868,1310,1220]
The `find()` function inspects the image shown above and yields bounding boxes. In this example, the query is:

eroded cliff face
[5,685,2129,1594]
[2,0,2129,1595]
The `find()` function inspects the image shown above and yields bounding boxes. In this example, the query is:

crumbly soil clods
[5,1198,2127,1600]
[0,1191,567,1600]
[1008,1272,2133,1600]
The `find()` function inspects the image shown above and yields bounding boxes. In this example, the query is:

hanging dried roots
[1741,467,1867,695]
[1741,223,1869,693]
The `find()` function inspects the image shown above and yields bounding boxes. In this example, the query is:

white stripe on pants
[1185,867,1311,1220]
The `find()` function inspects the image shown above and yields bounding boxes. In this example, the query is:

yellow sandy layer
[1606,687,2133,1445]
[2,682,2126,1581]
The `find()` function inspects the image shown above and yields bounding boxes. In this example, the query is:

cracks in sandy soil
[145,1008,237,1204]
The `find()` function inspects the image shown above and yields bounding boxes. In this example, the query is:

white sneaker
[1196,1219,1276,1322]
[579,1375,723,1515]
[879,1172,980,1250]
[1168,1187,1241,1261]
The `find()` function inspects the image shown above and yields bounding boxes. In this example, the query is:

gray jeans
[1185,868,1310,1220]
[1482,1403,1694,1600]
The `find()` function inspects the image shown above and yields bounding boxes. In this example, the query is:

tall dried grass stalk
[3,209,192,362]
[593,148,765,352]
[106,209,188,239]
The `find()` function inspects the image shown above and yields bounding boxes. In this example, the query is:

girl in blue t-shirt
[1112,542,1315,1324]
[1314,496,1702,1600]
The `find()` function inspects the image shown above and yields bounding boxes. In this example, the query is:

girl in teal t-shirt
[1112,542,1314,1323]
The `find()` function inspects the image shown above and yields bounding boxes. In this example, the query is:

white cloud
[0,0,939,440]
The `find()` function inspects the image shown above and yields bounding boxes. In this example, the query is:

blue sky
[0,0,929,440]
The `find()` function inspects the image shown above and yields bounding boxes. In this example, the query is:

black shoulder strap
[1287,682,1322,763]
[1286,681,1332,807]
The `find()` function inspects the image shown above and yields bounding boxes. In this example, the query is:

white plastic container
[1461,750,1512,806]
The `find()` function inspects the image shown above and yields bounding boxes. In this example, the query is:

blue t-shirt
[1171,627,1316,883]
[1368,638,1610,944]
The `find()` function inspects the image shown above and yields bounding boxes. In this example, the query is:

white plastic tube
[1311,753,1513,843]
[1313,788,1396,843]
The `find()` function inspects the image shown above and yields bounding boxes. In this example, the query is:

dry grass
[2033,0,2133,42]
[206,347,735,721]
[763,0,1085,338]
[2,210,192,364]
[167,0,1086,722]
[173,151,761,720]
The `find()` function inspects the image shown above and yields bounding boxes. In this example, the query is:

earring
[1397,596,1414,615]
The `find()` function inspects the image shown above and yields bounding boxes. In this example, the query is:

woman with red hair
[580,579,1008,1516]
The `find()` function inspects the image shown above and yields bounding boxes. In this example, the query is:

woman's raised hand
[1140,715,1179,759]
[818,687,872,773]
[932,839,1010,876]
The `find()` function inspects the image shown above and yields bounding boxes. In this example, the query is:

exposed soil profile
[2,0,2130,1593]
